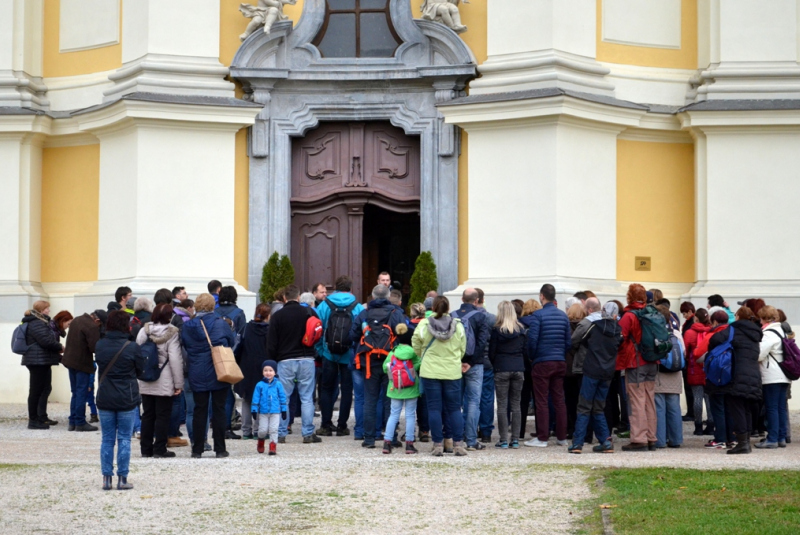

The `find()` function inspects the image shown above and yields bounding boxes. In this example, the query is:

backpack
[302,314,323,347]
[138,337,170,382]
[659,332,685,373]
[628,305,673,363]
[356,307,396,378]
[324,298,357,355]
[451,309,480,356]
[704,327,734,387]
[766,329,800,381]
[10,323,29,355]
[389,353,416,390]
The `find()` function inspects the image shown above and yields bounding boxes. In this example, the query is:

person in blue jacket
[251,360,287,455]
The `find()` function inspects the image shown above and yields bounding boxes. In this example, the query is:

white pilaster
[0,0,47,109]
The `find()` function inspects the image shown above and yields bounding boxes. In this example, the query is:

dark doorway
[361,205,420,305]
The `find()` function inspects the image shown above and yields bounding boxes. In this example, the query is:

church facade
[2,0,799,404]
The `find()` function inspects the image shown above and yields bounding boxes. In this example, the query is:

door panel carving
[291,205,351,293]
[292,124,350,199]
[364,123,420,197]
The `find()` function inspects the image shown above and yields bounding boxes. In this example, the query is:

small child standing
[382,344,421,454]
[251,360,287,455]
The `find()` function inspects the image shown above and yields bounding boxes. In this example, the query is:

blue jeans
[169,393,183,437]
[86,373,97,415]
[655,393,683,447]
[572,376,611,448]
[479,366,495,436]
[709,393,728,443]
[99,408,136,477]
[384,398,418,442]
[68,369,91,426]
[352,368,365,438]
[423,377,464,444]
[132,407,141,434]
[278,360,316,437]
[763,383,789,443]
[461,363,484,446]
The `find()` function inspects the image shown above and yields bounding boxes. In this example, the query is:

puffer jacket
[480,310,497,369]
[181,312,236,393]
[20,312,62,367]
[412,314,466,381]
[569,318,593,375]
[95,331,145,411]
[526,302,571,365]
[759,323,790,385]
[451,303,490,366]
[136,323,184,397]
[488,326,527,373]
[251,377,288,414]
[684,322,710,386]
[234,320,270,400]
[708,320,763,400]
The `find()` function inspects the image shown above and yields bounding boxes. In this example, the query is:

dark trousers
[604,371,630,433]
[27,365,52,422]
[518,366,534,438]
[532,361,567,441]
[564,373,581,435]
[141,394,173,455]
[319,359,353,429]
[191,388,228,454]
[417,393,429,433]
[363,359,389,444]
[709,393,730,443]
[682,368,694,417]
[725,395,753,436]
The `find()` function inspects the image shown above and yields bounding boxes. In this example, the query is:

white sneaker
[524,438,548,448]
[556,439,568,446]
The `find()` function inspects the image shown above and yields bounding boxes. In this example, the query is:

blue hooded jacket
[251,376,288,414]
[315,292,364,364]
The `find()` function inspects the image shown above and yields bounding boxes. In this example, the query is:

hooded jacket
[136,323,183,397]
[759,322,790,385]
[616,302,645,370]
[216,304,247,338]
[95,331,145,411]
[488,326,527,373]
[581,317,623,381]
[350,299,405,357]
[251,376,288,414]
[20,312,63,367]
[181,312,236,392]
[315,292,364,364]
[526,302,571,366]
[480,309,497,369]
[569,317,593,375]
[383,344,422,399]
[234,320,270,399]
[684,322,710,386]
[61,313,102,374]
[412,313,466,381]
[708,320,763,400]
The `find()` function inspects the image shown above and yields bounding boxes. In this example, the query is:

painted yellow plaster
[596,0,698,70]
[41,145,99,283]
[42,0,123,78]
[409,0,487,64]
[234,128,250,287]
[616,140,694,283]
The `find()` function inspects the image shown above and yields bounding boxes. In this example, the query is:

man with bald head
[451,287,490,451]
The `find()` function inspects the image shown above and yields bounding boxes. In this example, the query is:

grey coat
[570,318,592,375]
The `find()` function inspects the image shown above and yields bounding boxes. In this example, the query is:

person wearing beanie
[251,360,287,455]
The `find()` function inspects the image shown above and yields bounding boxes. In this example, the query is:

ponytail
[432,296,449,319]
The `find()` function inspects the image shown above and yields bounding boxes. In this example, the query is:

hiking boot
[648,441,657,451]
[167,437,189,448]
[480,432,492,443]
[102,475,112,491]
[593,440,614,453]
[443,438,454,453]
[391,437,403,448]
[336,426,350,437]
[431,443,444,456]
[453,441,468,456]
[466,442,486,451]
[621,442,648,452]
[702,423,715,436]
[727,433,751,455]
[27,420,49,430]
[225,430,241,440]
[567,444,582,454]
[693,423,704,436]
[117,476,133,490]
[257,439,265,454]
[278,437,286,444]
[43,418,58,426]
[495,441,508,449]
[362,440,376,449]
[268,442,277,455]
[153,451,176,458]
[419,431,430,443]
[89,414,99,423]
[406,441,418,454]
[382,440,393,454]
[74,423,98,432]
[303,434,322,444]
[216,451,230,458]
[316,426,333,437]
[704,440,726,449]
[68,424,75,431]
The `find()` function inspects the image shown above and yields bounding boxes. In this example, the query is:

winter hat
[602,301,619,319]
[261,360,278,373]
[93,309,108,325]
[423,297,434,311]
[708,306,725,317]
[645,291,654,304]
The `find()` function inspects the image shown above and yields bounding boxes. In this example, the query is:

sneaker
[303,434,322,444]
[74,423,98,432]
[405,441,418,454]
[225,430,241,440]
[316,427,333,437]
[453,441,468,456]
[382,440,393,454]
[704,440,726,449]
[615,430,630,439]
[592,441,614,453]
[480,432,492,443]
[567,444,582,454]
[419,432,430,443]
[361,440,376,449]
[754,441,778,449]
[153,451,176,458]
[335,426,350,437]
[779,440,787,448]
[495,441,508,449]
[215,451,230,458]
[556,439,568,447]
[466,442,486,451]
[510,440,520,449]
[134,431,141,439]
[621,442,649,452]
[524,438,548,448]
[204,442,212,451]
[27,420,49,430]
[278,437,286,444]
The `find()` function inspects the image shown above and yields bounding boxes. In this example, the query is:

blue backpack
[704,327,734,387]
[659,332,686,373]
[10,323,29,355]
[451,310,480,355]
[139,338,169,382]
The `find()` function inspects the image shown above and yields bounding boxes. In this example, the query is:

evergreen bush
[259,252,295,303]
[409,251,439,306]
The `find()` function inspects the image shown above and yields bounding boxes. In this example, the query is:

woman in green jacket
[412,296,467,456]
[381,344,422,454]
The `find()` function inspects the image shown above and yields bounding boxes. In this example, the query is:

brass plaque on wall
[635,256,651,271]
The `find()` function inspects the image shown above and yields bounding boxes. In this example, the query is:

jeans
[384,398,418,442]
[319,359,354,430]
[479,366,495,436]
[99,408,136,477]
[257,413,281,443]
[655,393,683,447]
[27,365,52,422]
[86,373,97,416]
[461,363,483,446]
[564,374,582,436]
[572,375,611,448]
[763,383,789,443]
[417,393,429,433]
[140,394,173,455]
[690,385,712,427]
[352,368,365,438]
[363,359,390,444]
[423,377,464,444]
[278,359,317,438]
[532,361,567,441]
[192,388,228,454]
[709,393,729,443]
[68,369,91,426]
[495,371,524,443]
[169,393,183,437]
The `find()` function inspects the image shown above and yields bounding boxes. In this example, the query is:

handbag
[200,318,244,384]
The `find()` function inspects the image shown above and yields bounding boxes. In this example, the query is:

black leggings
[27,365,52,422]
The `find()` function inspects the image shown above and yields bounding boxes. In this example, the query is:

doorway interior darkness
[362,205,420,304]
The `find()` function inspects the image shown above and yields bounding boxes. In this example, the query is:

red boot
[257,439,265,454]
[269,442,277,456]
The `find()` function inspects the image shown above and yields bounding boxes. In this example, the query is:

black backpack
[324,298,357,355]
[139,337,169,382]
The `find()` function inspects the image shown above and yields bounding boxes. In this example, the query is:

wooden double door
[290,122,421,301]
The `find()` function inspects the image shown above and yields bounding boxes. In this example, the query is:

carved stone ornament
[239,0,297,41]
[421,0,469,34]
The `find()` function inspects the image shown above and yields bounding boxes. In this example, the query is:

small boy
[251,360,288,455]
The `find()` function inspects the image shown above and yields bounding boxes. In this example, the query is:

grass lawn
[584,467,800,535]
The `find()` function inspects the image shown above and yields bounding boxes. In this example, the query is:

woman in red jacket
[684,309,711,436]
[696,310,730,448]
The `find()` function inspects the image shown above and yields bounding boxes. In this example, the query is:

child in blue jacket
[251,360,288,455]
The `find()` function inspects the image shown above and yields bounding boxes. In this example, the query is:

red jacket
[684,322,709,386]
[616,303,644,371]
[694,324,726,361]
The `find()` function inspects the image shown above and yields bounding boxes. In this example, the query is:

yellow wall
[43,0,123,78]
[616,140,694,283]
[41,145,100,282]
[596,0,697,70]
[234,129,250,287]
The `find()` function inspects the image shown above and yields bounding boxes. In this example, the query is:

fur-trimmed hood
[144,323,179,344]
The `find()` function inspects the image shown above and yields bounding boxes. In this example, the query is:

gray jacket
[570,318,593,375]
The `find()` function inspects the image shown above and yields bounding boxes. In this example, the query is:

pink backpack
[389,355,416,389]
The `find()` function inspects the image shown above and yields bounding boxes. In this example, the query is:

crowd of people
[14,275,796,489]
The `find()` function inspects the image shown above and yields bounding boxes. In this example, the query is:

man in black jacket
[267,285,321,444]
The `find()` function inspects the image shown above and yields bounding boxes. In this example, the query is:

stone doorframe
[230,0,476,295]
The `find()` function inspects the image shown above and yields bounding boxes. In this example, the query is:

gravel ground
[1,403,799,534]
